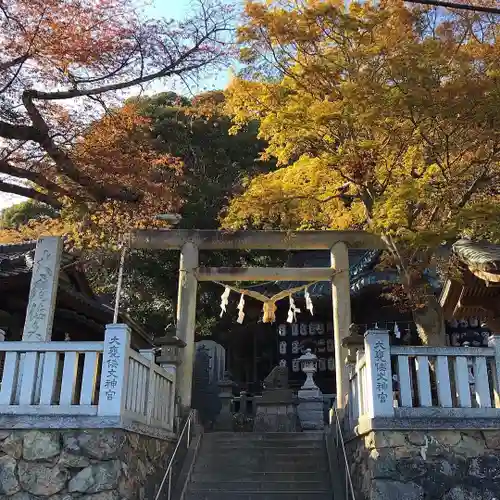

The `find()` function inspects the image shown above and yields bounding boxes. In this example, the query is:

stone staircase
[184,432,333,500]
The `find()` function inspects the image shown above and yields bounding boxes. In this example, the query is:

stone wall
[346,429,500,500]
[0,429,175,500]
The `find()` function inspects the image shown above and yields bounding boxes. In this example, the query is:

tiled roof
[251,249,400,298]
[453,239,500,275]
[0,241,37,278]
[0,241,75,278]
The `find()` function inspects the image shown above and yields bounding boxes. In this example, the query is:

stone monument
[191,346,222,429]
[253,365,299,432]
[195,340,226,384]
[297,349,324,430]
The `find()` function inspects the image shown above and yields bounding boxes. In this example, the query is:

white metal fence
[347,329,500,425]
[0,324,175,431]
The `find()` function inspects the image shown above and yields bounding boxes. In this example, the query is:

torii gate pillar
[331,241,351,409]
[175,242,199,408]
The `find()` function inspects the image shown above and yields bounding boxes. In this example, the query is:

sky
[0,0,232,211]
[147,0,235,93]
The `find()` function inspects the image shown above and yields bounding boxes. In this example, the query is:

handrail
[329,406,356,500]
[154,409,197,500]
[0,341,104,352]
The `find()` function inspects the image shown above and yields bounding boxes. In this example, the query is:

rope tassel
[305,286,314,316]
[287,294,301,323]
[237,293,246,324]
[394,322,401,339]
[220,286,231,317]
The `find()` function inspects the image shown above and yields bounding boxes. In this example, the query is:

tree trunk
[378,234,447,346]
[412,293,447,346]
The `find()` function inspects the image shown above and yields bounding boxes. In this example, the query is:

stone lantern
[342,323,366,364]
[299,348,319,391]
[154,326,186,377]
[297,348,324,430]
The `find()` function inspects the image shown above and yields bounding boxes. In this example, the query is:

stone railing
[347,329,500,428]
[0,324,175,434]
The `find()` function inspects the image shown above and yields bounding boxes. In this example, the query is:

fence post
[489,334,500,408]
[97,324,130,417]
[364,329,394,418]
[140,350,156,425]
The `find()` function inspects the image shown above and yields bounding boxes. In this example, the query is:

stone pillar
[331,241,351,409]
[18,237,63,404]
[488,333,500,407]
[97,324,131,417]
[298,349,324,430]
[364,329,393,418]
[175,242,199,408]
[22,236,63,341]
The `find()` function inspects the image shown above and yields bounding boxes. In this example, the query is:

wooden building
[0,241,152,349]
[440,238,499,346]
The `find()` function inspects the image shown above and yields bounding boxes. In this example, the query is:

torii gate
[129,229,384,409]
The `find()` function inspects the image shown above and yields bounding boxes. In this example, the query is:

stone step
[200,445,325,454]
[188,481,330,492]
[186,432,332,500]
[202,440,325,449]
[194,456,328,469]
[197,447,327,457]
[185,492,332,500]
[194,455,327,470]
[204,432,324,441]
[191,471,328,483]
[193,461,330,474]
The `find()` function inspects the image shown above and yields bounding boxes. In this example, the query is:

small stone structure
[345,428,500,500]
[0,428,175,500]
[297,349,324,430]
[253,366,299,432]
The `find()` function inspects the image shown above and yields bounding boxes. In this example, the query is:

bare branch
[27,24,227,102]
[0,54,29,72]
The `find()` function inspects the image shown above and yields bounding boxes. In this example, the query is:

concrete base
[253,402,300,432]
[253,390,299,432]
[298,388,324,430]
[260,388,294,404]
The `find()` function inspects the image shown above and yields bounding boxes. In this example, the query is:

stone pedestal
[298,388,324,430]
[253,389,299,432]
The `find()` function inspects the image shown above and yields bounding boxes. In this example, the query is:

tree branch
[16,92,142,203]
[454,169,490,211]
[0,119,41,142]
[0,54,29,72]
[0,179,62,209]
[0,159,83,202]
[25,29,224,102]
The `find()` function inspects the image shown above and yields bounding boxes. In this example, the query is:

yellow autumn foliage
[224,0,500,253]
